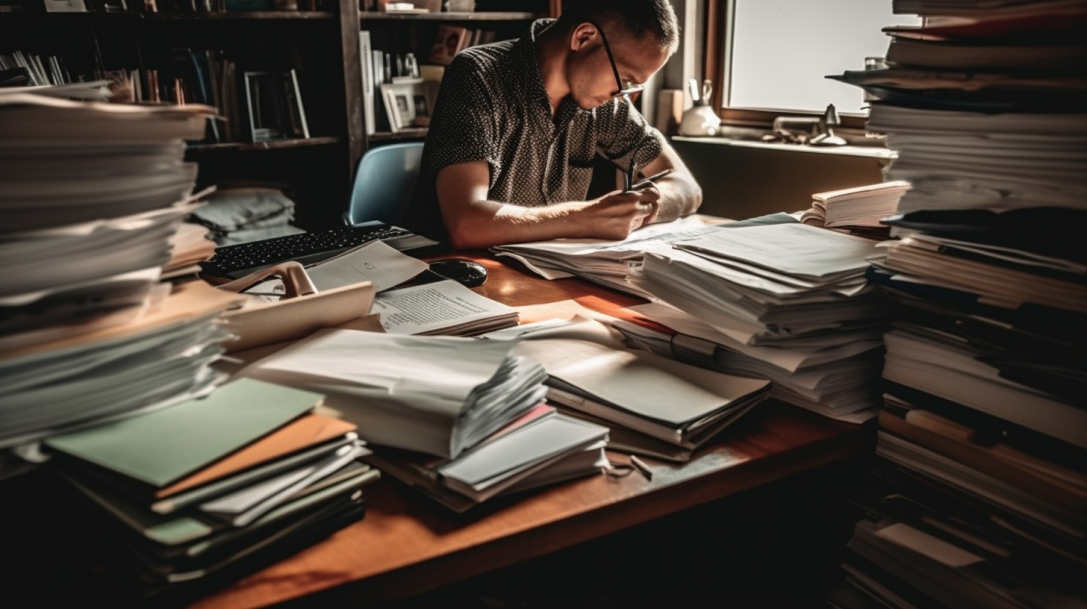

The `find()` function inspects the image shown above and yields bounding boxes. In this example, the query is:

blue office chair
[342,141,425,227]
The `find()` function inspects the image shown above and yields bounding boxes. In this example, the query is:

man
[402,0,702,250]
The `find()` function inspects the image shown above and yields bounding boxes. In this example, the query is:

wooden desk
[188,253,873,609]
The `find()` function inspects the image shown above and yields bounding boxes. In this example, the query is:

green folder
[44,378,323,488]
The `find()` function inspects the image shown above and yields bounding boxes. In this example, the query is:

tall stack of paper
[240,328,607,510]
[0,93,238,455]
[631,222,891,421]
[40,378,378,605]
[826,3,1087,608]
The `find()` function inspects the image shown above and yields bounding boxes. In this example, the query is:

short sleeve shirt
[402,19,664,243]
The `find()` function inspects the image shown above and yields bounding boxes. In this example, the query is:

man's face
[568,25,670,111]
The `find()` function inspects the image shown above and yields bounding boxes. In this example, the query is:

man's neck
[534,23,570,116]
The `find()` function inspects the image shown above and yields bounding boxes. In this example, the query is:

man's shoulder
[453,38,518,72]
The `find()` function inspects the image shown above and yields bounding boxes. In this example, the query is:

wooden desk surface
[189,253,871,609]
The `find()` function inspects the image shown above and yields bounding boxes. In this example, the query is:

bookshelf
[0,0,554,229]
[359,2,549,143]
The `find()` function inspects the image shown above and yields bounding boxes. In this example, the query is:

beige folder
[218,262,376,353]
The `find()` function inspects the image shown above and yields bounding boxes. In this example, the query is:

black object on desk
[428,259,488,287]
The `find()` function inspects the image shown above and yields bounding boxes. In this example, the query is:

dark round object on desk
[428,258,488,287]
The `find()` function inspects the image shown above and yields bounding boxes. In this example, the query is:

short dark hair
[558,0,680,54]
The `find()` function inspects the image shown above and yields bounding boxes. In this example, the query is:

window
[718,0,921,118]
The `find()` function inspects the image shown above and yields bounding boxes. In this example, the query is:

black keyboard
[200,222,439,279]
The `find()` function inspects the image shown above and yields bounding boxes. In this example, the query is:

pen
[629,454,653,481]
[627,168,673,191]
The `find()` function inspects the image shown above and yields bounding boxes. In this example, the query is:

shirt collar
[516,19,554,107]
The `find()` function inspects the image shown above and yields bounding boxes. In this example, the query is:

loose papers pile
[630,223,890,420]
[240,328,606,510]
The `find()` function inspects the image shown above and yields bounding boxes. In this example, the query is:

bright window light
[726,0,921,115]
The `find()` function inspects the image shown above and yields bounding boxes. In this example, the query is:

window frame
[704,0,869,132]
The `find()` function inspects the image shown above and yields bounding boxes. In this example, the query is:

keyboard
[199,222,440,279]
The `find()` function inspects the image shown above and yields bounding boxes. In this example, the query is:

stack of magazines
[826,2,1087,608]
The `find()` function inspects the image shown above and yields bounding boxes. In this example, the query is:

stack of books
[40,378,377,604]
[827,2,1087,607]
[241,328,610,510]
[630,222,892,421]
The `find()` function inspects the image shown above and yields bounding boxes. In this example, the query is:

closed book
[43,378,324,489]
[429,24,469,65]
[154,413,356,499]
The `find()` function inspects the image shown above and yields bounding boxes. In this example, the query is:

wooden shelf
[185,136,340,154]
[368,129,428,142]
[360,11,542,21]
[0,10,335,20]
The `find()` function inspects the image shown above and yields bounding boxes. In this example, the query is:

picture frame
[243,70,310,143]
[381,79,435,131]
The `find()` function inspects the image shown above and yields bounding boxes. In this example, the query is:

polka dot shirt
[403,18,664,244]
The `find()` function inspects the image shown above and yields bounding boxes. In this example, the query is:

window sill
[671,135,896,161]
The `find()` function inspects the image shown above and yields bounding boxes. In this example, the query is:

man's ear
[570,22,597,52]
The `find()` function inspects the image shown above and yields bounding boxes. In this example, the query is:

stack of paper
[0,280,239,450]
[828,4,1087,608]
[241,328,609,509]
[371,279,519,336]
[508,319,771,459]
[362,404,609,512]
[241,328,549,459]
[0,93,219,360]
[631,223,891,420]
[490,216,717,298]
[615,302,884,425]
[40,378,377,603]
[800,180,911,233]
[164,221,217,280]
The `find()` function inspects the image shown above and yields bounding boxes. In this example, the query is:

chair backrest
[344,141,425,226]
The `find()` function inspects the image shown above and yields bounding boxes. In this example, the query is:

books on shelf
[428,23,498,66]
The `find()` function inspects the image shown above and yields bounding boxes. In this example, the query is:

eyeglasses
[588,20,645,99]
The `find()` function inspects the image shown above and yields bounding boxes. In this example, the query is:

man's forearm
[443,199,590,250]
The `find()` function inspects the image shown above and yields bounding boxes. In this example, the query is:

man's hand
[578,186,661,240]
